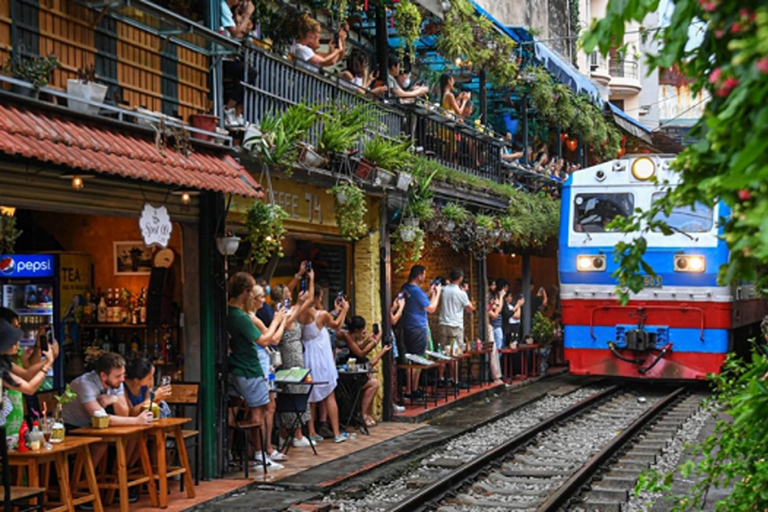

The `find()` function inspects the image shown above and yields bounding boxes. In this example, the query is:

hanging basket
[216,236,241,256]
[404,217,420,228]
[299,143,329,168]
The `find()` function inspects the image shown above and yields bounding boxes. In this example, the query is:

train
[558,155,765,379]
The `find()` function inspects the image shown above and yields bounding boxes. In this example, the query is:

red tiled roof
[0,103,261,197]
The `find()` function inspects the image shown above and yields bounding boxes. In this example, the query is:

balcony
[589,52,610,87]
[608,59,642,94]
[240,45,506,183]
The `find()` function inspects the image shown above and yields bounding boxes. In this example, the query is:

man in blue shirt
[398,265,441,397]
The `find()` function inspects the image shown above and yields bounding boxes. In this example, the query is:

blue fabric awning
[533,42,605,105]
[608,102,653,141]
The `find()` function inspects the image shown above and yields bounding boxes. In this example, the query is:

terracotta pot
[190,114,219,141]
[355,158,375,180]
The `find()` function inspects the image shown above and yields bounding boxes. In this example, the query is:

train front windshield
[650,193,714,233]
[573,193,634,233]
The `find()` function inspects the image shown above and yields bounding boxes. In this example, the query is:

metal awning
[533,42,606,104]
[609,102,653,142]
[73,0,240,55]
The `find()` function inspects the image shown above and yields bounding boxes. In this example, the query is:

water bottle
[268,371,276,392]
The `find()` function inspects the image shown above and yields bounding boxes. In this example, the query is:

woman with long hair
[340,49,387,96]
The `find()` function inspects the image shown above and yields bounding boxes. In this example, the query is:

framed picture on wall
[114,241,153,276]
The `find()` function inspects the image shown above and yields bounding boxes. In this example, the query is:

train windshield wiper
[667,225,697,241]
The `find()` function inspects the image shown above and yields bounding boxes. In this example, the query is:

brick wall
[391,235,480,342]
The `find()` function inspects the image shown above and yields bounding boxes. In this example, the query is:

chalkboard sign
[311,243,349,307]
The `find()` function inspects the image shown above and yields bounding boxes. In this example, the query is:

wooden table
[146,418,196,508]
[70,424,158,512]
[7,436,104,512]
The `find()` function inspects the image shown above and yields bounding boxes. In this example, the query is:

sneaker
[292,436,312,448]
[334,433,348,444]
[310,434,324,443]
[269,449,288,461]
[393,404,406,413]
[253,454,284,471]
[318,422,334,439]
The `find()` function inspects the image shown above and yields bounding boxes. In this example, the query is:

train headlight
[577,255,606,272]
[631,157,656,181]
[674,255,706,273]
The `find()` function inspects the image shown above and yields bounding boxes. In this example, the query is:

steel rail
[386,384,621,512]
[537,386,687,511]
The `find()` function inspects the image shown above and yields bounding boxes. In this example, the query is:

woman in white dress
[298,289,349,443]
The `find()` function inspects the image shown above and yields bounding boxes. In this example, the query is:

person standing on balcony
[293,14,346,68]
[387,56,429,101]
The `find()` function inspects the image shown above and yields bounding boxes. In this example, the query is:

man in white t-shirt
[438,268,474,387]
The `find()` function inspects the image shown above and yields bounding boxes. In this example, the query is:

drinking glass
[42,417,54,449]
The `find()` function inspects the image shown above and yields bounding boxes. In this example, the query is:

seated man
[387,56,428,102]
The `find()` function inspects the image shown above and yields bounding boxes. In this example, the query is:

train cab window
[651,193,714,232]
[573,193,634,232]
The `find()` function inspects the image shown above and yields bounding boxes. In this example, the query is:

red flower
[716,77,738,97]
[757,58,768,74]
[708,68,722,84]
[731,22,742,33]
[739,8,750,18]
[698,0,715,10]
[714,29,725,38]
[738,189,751,201]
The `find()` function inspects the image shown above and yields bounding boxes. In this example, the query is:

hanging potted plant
[245,201,288,265]
[216,230,241,256]
[0,213,22,254]
[441,202,469,232]
[3,53,59,98]
[67,64,109,115]
[393,0,423,61]
[329,181,368,241]
[392,223,425,272]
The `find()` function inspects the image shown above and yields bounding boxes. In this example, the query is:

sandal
[364,415,377,427]
[269,449,288,461]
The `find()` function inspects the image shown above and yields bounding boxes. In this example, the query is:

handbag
[268,346,282,368]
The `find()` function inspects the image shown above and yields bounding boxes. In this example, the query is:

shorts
[436,324,464,351]
[402,327,429,356]
[228,374,269,408]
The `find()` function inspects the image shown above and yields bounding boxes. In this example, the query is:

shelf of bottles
[78,287,183,382]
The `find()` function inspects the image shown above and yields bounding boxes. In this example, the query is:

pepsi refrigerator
[0,253,93,387]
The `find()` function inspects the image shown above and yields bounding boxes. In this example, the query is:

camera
[372,323,380,335]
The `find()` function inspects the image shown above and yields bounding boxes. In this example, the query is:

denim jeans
[539,346,552,375]
[493,327,504,376]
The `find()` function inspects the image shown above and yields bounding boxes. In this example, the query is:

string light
[71,175,85,190]
[181,192,191,205]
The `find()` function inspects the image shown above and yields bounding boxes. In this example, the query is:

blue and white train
[558,155,765,379]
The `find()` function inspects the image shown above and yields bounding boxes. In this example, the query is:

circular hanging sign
[139,203,173,247]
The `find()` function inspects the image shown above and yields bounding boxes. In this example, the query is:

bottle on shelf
[102,333,112,353]
[138,287,147,324]
[130,331,140,359]
[117,334,127,357]
[83,291,94,324]
[97,292,107,324]
[164,328,174,364]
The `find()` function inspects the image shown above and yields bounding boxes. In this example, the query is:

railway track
[385,386,704,512]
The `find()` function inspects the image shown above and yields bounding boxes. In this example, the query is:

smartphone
[276,302,284,311]
[333,31,340,47]
[305,261,312,273]
[284,298,291,310]
[539,286,545,293]
[336,291,345,303]
[520,294,525,299]
[300,279,307,292]
[372,323,380,335]
[397,292,405,300]
[40,327,51,352]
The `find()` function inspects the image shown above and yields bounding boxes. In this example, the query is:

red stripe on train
[562,299,733,329]
[565,348,725,380]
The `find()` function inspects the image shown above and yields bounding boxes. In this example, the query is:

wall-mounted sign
[139,203,172,247]
[0,254,55,278]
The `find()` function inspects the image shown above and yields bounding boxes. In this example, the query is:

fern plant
[245,202,288,265]
[362,136,412,171]
[329,181,368,241]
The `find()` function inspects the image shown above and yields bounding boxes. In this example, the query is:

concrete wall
[638,11,660,129]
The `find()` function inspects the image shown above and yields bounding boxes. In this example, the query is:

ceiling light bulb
[71,175,84,190]
[181,192,191,205]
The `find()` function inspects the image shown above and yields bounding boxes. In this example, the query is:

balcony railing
[609,59,639,80]
[240,45,506,183]
[242,46,404,149]
[590,51,607,70]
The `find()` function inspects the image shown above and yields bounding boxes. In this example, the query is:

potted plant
[247,103,319,174]
[216,231,241,256]
[361,136,411,184]
[531,311,555,345]
[51,384,78,442]
[0,213,22,254]
[318,103,376,165]
[190,112,219,141]
[392,223,425,272]
[3,53,60,98]
[393,0,422,61]
[67,65,109,115]
[441,203,469,232]
[329,181,368,241]
[245,201,288,266]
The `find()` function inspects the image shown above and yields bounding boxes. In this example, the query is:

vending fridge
[0,253,92,387]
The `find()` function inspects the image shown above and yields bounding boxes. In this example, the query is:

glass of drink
[161,375,172,387]
[42,417,54,449]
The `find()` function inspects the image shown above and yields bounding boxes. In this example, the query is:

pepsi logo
[0,257,15,275]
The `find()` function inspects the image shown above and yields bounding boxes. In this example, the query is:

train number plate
[643,275,663,288]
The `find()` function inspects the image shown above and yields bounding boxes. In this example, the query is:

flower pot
[445,221,456,232]
[396,172,413,191]
[299,143,328,168]
[66,79,108,115]
[372,167,396,188]
[12,83,38,99]
[190,114,220,142]
[355,158,375,180]
[216,236,241,256]
[335,191,347,205]
[404,217,419,228]
[399,226,417,242]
